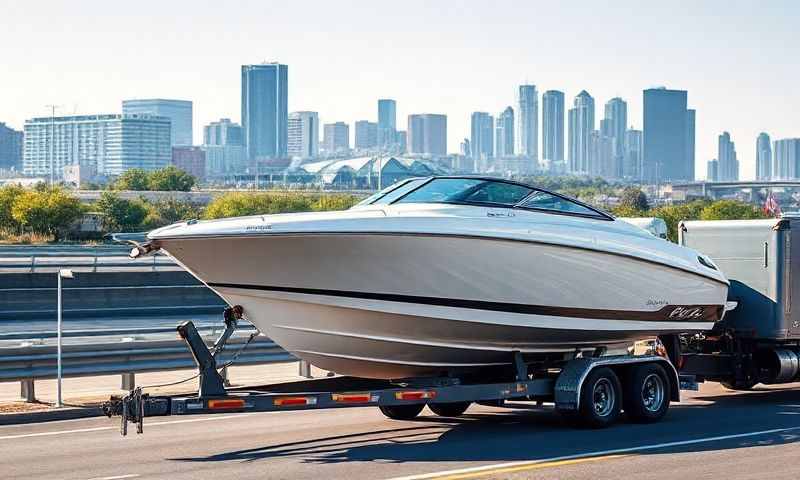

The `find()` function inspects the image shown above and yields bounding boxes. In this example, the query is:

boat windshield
[395,178,533,206]
[354,178,426,206]
[392,177,610,219]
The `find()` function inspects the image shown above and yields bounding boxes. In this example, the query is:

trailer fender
[554,355,679,412]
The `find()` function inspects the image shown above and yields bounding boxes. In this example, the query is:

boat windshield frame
[386,176,614,221]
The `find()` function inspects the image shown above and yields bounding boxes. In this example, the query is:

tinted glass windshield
[355,178,425,206]
[518,190,600,216]
[395,178,532,206]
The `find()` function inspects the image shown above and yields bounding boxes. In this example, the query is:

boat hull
[158,232,728,379]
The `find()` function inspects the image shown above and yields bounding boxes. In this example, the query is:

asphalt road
[2,382,800,480]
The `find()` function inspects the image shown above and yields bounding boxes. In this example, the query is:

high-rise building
[470,112,494,164]
[623,129,643,180]
[23,114,171,178]
[202,118,245,176]
[603,98,627,178]
[773,138,800,180]
[0,122,23,171]
[407,114,447,156]
[354,120,378,150]
[567,90,595,175]
[707,159,719,181]
[460,138,471,157]
[122,99,193,146]
[756,132,772,180]
[642,88,694,183]
[171,146,206,181]
[542,90,564,171]
[241,63,289,160]
[203,118,243,146]
[323,122,350,154]
[495,107,515,157]
[594,123,616,178]
[287,111,319,159]
[717,131,739,181]
[378,99,397,147]
[517,85,538,167]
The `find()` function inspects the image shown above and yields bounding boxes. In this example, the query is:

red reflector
[208,399,245,409]
[274,396,317,406]
[332,393,373,403]
[395,390,436,401]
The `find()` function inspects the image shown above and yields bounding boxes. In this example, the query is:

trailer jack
[104,305,245,435]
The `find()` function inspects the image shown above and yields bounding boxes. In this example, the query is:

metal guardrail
[1,334,295,402]
[0,324,257,342]
[0,245,179,272]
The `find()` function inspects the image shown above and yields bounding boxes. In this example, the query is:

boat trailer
[104,306,685,435]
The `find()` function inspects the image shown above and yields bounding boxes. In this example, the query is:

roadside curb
[0,405,103,426]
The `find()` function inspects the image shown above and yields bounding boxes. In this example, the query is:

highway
[2,382,799,480]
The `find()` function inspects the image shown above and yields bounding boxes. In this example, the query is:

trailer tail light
[208,398,246,410]
[395,390,436,401]
[273,396,318,407]
[332,392,376,404]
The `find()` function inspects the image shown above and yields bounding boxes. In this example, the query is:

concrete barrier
[0,271,226,320]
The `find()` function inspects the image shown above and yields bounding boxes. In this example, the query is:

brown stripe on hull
[208,282,723,323]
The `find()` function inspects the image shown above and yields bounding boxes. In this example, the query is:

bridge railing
[0,245,179,272]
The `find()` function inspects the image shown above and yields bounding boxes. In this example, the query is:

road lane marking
[387,425,800,480]
[84,475,140,480]
[432,455,626,480]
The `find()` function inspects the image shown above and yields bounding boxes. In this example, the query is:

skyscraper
[470,112,494,165]
[603,98,627,178]
[23,114,171,177]
[707,159,719,181]
[642,88,694,183]
[407,114,447,156]
[122,99,193,146]
[542,90,564,171]
[203,118,243,146]
[567,90,595,175]
[495,107,515,157]
[287,111,319,159]
[354,120,378,150]
[623,129,643,180]
[717,131,739,181]
[756,132,772,180]
[595,123,615,178]
[241,63,289,160]
[0,122,23,171]
[377,99,397,147]
[517,85,538,168]
[773,138,800,180]
[323,122,350,154]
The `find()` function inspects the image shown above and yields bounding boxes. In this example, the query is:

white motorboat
[145,177,729,379]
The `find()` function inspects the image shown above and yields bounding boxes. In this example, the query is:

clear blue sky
[2,0,798,180]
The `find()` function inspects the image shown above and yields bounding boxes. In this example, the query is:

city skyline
[1,1,798,180]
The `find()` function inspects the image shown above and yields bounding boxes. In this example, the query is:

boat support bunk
[103,306,684,435]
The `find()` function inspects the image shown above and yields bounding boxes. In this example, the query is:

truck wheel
[624,363,670,423]
[575,367,622,428]
[721,379,757,391]
[428,402,471,417]
[379,404,425,420]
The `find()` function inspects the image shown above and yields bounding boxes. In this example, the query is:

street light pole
[56,269,73,408]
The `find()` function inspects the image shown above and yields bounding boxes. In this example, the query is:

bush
[10,186,83,241]
[96,192,149,232]
[619,187,649,211]
[0,184,25,233]
[111,166,197,192]
[204,192,359,219]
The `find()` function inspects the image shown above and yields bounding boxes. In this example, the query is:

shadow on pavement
[169,387,800,465]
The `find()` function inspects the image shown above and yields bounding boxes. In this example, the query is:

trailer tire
[379,404,425,420]
[624,363,670,423]
[720,380,757,391]
[428,402,471,417]
[573,367,622,428]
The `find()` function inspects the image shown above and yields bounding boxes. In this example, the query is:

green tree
[699,200,769,221]
[619,187,649,212]
[113,168,151,191]
[311,194,360,212]
[11,187,83,240]
[96,191,148,232]
[147,166,196,192]
[0,184,25,233]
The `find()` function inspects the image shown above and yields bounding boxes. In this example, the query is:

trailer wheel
[624,363,670,423]
[379,404,425,420]
[720,379,757,391]
[574,367,622,428]
[428,402,471,417]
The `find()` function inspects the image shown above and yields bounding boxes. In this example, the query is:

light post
[56,269,73,407]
